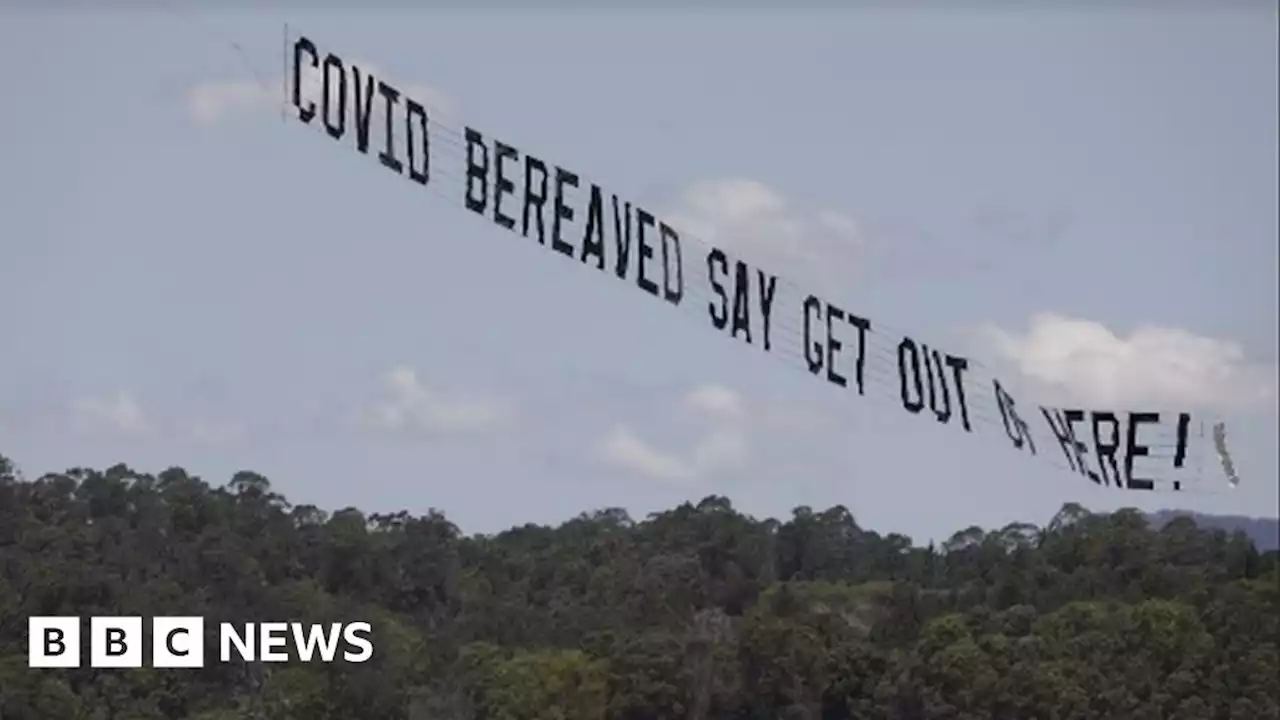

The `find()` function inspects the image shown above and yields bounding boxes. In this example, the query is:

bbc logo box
[29,616,373,668]
[29,616,205,669]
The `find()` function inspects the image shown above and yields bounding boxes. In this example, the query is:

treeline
[1,454,1277,720]
[1146,509,1279,552]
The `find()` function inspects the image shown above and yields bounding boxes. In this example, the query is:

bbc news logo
[29,617,373,668]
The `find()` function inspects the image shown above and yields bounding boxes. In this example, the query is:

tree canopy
[1,453,1276,719]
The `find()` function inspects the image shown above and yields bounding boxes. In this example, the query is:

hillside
[1,454,1277,720]
[1146,509,1280,552]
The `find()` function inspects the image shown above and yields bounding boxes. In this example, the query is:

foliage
[1,454,1277,719]
[1146,509,1279,552]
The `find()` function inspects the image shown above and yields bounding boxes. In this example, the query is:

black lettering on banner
[805,298,869,391]
[580,185,606,270]
[944,355,972,431]
[1124,412,1159,491]
[405,98,429,186]
[659,222,685,306]
[1170,412,1190,491]
[351,66,376,154]
[43,627,66,656]
[107,628,127,657]
[803,295,822,375]
[847,312,871,395]
[166,628,190,657]
[322,53,346,140]
[292,37,318,123]
[730,261,752,343]
[1063,410,1101,485]
[712,259,772,348]
[492,141,517,230]
[1041,407,1084,474]
[993,379,1036,454]
[635,208,659,297]
[463,127,489,215]
[1173,412,1190,468]
[707,249,729,331]
[283,40,1209,498]
[612,196,632,278]
[921,345,951,425]
[1091,411,1122,487]
[898,338,925,413]
[825,304,847,387]
[551,167,579,257]
[522,156,549,243]
[757,270,777,351]
[377,81,404,174]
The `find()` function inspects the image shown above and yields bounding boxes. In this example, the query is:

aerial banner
[282,32,1236,494]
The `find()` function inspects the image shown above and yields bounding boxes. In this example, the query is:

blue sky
[1,6,1276,542]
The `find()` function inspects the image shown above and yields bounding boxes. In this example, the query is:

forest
[0,453,1277,720]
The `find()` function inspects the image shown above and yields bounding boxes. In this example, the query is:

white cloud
[684,383,744,421]
[664,179,862,290]
[184,418,247,447]
[598,383,749,484]
[188,59,453,127]
[361,366,513,436]
[71,392,151,438]
[690,426,749,473]
[598,425,697,485]
[188,80,276,127]
[70,392,250,445]
[982,313,1276,410]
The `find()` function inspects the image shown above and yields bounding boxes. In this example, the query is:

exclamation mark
[1172,412,1190,491]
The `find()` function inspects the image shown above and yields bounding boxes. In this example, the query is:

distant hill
[1146,509,1280,551]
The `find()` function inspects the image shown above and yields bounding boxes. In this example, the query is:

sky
[1,5,1276,543]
